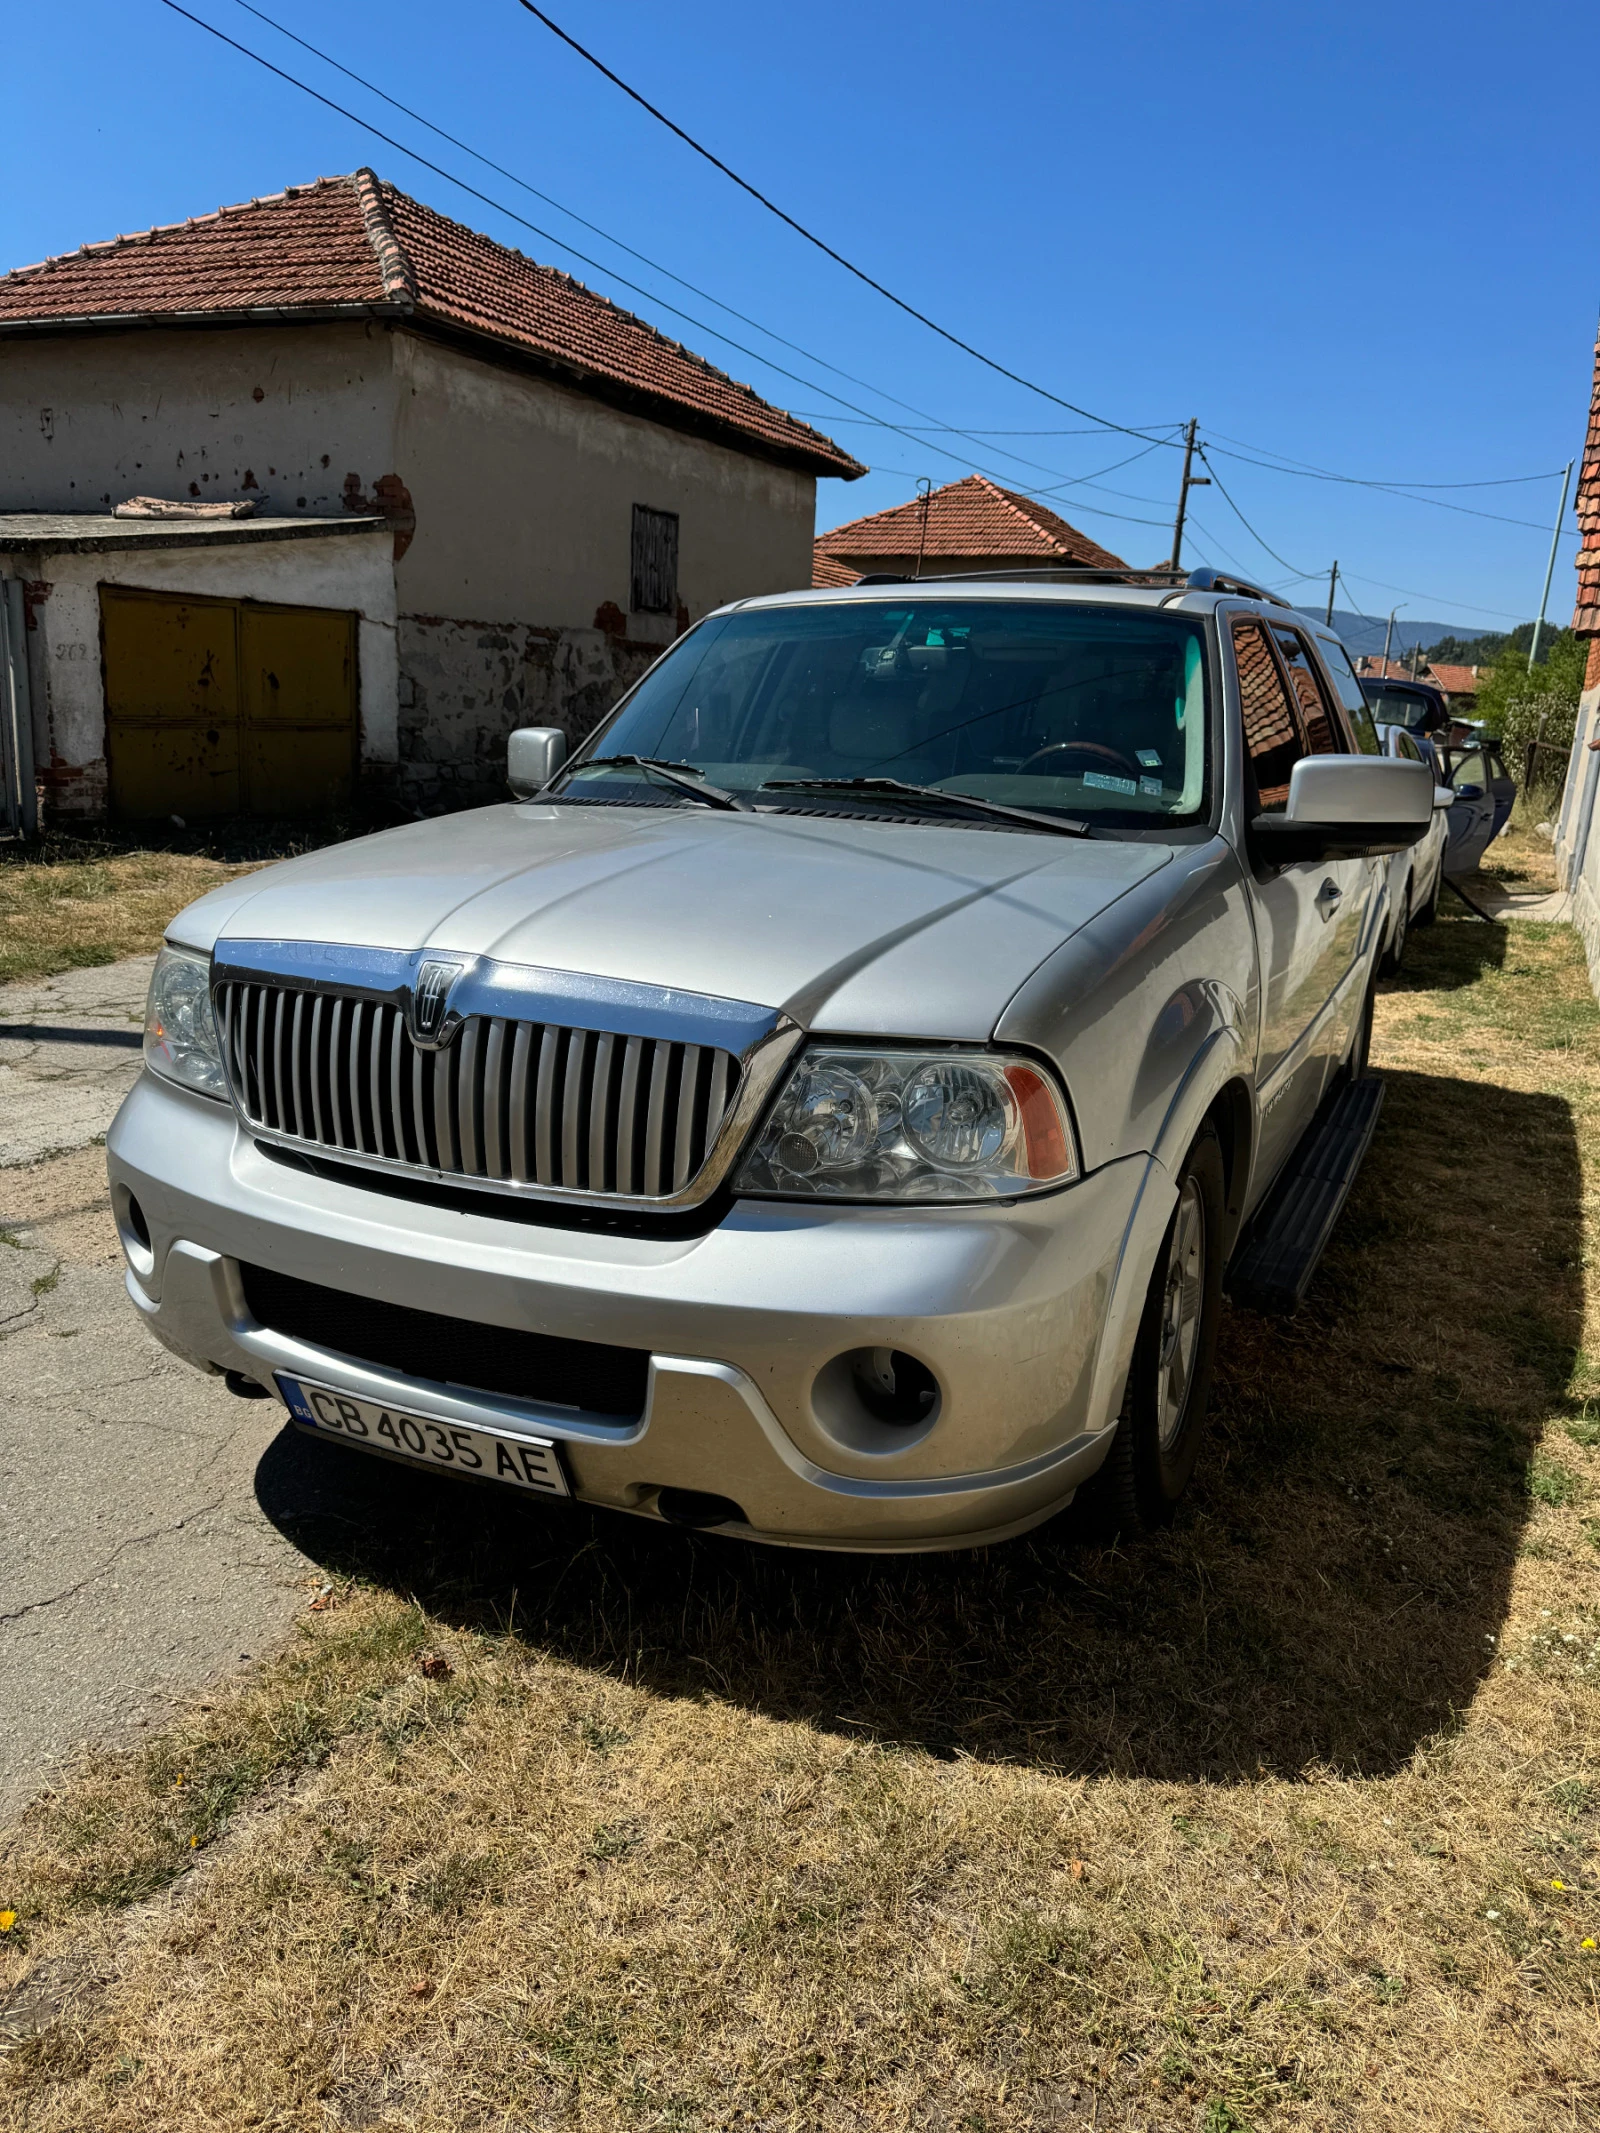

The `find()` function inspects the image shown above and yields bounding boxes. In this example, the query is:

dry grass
[0,822,360,988]
[4,907,1600,2130]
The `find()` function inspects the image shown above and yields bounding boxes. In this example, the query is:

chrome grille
[216,981,742,1199]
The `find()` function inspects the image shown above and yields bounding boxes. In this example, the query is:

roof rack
[844,564,1291,604]
[1180,566,1292,608]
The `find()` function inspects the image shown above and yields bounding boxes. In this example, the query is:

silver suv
[109,569,1438,1551]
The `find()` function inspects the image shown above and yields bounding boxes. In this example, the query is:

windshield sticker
[1083,771,1139,795]
[1137,749,1162,768]
[1139,776,1164,797]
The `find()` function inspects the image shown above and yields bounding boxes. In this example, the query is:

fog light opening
[812,1347,943,1454]
[114,1187,156,1279]
[655,1488,746,1530]
[851,1348,938,1425]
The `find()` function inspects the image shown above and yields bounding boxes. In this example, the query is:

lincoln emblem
[411,959,461,1045]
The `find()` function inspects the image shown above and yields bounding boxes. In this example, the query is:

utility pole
[912,476,933,580]
[1528,458,1576,671]
[1380,605,1405,676]
[1325,561,1339,626]
[1169,419,1210,570]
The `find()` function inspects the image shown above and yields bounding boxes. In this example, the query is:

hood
[174,803,1175,1041]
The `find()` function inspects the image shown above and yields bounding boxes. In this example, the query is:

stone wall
[396,612,661,811]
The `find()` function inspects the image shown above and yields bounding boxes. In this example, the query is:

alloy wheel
[1157,1177,1206,1450]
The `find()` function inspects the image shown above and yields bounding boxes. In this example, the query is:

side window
[1271,628,1339,753]
[1233,619,1304,813]
[1397,733,1423,763]
[1315,635,1383,756]
[1449,749,1489,795]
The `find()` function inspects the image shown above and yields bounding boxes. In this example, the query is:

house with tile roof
[812,475,1125,587]
[0,170,861,821]
[1576,322,1600,683]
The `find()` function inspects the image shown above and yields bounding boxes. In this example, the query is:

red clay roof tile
[0,171,862,481]
[1424,663,1480,695]
[814,475,1126,571]
[1574,325,1600,636]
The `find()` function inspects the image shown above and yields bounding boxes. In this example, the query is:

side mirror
[1433,785,1454,810]
[1452,783,1484,802]
[1247,754,1433,865]
[507,726,568,799]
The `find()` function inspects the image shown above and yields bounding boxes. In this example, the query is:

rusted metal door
[102,588,241,818]
[103,588,357,820]
[239,604,357,815]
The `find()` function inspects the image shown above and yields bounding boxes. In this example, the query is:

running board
[1226,1076,1385,1315]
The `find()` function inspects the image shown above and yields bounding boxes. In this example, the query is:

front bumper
[106,1072,1172,1551]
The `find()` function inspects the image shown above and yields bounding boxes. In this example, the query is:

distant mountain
[1289,607,1498,659]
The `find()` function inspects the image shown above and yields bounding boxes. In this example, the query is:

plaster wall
[0,322,397,518]
[389,333,819,808]
[0,531,397,816]
[392,333,816,630]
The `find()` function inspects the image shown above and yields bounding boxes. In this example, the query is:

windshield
[558,600,1212,827]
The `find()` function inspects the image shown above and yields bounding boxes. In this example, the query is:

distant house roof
[0,170,863,483]
[1577,321,1600,637]
[811,548,861,589]
[813,474,1125,585]
[1355,657,1418,682]
[1425,663,1480,696]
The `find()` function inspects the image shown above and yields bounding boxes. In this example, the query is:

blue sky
[5,0,1596,637]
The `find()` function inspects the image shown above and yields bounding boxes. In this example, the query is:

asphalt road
[0,959,319,1825]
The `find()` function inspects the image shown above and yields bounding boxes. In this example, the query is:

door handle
[1315,877,1343,908]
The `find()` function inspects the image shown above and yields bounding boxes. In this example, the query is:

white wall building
[0,170,861,822]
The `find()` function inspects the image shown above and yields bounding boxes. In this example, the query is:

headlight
[734,1047,1078,1202]
[144,945,227,1099]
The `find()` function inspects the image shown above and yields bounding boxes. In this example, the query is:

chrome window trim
[210,941,802,1214]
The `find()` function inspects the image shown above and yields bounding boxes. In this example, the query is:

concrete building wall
[390,333,817,808]
[0,530,397,817]
[0,322,397,518]
[1,319,832,815]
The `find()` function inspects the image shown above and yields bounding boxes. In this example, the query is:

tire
[1093,1125,1225,1533]
[1383,876,1411,974]
[1413,854,1442,929]
[1348,970,1377,1081]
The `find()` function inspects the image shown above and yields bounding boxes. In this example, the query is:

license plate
[278,1375,569,1496]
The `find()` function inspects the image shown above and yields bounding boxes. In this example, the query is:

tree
[1472,629,1587,737]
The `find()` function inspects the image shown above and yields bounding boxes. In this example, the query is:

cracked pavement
[0,957,321,1825]
[0,956,155,1168]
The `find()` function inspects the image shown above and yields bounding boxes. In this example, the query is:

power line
[513,0,1180,447]
[1195,449,1317,580]
[1204,441,1575,533]
[157,1,1173,520]
[1204,427,1572,491]
[159,2,1568,619]
[227,0,1157,503]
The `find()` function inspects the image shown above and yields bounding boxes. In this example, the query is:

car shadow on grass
[254,1064,1576,1784]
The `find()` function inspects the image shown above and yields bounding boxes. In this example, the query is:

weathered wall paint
[1,318,830,817]
[0,322,397,518]
[0,530,397,816]
[396,615,661,810]
[391,332,816,633]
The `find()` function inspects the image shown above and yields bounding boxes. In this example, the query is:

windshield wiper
[567,755,751,812]
[760,776,1089,838]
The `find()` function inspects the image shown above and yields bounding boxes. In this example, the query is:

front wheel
[1093,1126,1225,1532]
[1383,876,1411,973]
[1413,854,1442,929]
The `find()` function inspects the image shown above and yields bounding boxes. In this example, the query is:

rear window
[1314,636,1382,756]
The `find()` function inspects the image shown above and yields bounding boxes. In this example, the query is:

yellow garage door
[102,588,357,820]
